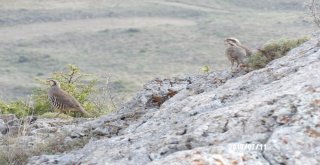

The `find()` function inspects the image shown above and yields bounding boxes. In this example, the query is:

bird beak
[46,79,53,85]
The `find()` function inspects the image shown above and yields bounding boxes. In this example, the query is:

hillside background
[0,0,315,102]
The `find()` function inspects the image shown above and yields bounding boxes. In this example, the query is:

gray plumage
[225,40,247,69]
[225,37,253,56]
[48,80,89,116]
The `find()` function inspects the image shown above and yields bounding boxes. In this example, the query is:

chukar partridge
[224,39,247,70]
[47,79,89,116]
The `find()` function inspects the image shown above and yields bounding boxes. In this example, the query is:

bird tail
[79,106,90,117]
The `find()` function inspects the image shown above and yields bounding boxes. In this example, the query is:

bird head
[47,79,60,88]
[225,37,241,46]
[225,39,236,47]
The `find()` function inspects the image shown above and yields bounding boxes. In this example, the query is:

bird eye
[49,80,55,86]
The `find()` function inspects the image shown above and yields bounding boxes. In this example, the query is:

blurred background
[0,0,315,102]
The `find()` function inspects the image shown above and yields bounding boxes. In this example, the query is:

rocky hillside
[1,34,320,165]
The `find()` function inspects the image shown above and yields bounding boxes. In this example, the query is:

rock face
[0,119,7,136]
[12,35,320,164]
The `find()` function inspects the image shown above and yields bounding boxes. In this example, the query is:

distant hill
[226,0,303,10]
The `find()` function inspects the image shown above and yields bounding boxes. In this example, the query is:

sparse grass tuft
[0,131,91,165]
[247,36,310,70]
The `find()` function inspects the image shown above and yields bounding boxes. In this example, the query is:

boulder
[0,119,8,135]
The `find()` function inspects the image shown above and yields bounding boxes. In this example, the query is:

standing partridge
[225,37,253,56]
[47,79,89,116]
[225,39,247,70]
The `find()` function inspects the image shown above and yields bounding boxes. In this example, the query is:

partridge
[47,79,89,116]
[225,39,247,70]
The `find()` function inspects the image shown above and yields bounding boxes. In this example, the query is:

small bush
[0,64,116,118]
[34,64,113,117]
[247,53,269,70]
[247,36,310,69]
[0,100,33,118]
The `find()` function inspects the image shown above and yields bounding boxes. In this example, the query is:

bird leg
[75,111,80,118]
[232,60,241,72]
[230,60,235,71]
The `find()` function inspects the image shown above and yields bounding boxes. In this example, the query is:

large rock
[0,114,17,123]
[24,34,320,165]
[0,119,7,135]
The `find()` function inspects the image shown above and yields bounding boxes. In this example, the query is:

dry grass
[0,121,92,165]
[0,135,90,165]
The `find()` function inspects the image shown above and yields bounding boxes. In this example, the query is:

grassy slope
[0,0,315,102]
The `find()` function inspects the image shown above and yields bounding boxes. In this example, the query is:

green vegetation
[201,65,210,73]
[0,64,115,118]
[0,100,32,118]
[247,36,310,70]
[34,64,99,117]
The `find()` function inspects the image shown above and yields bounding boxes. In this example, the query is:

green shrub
[0,64,115,118]
[200,65,210,73]
[248,36,310,70]
[33,64,108,117]
[0,100,32,118]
